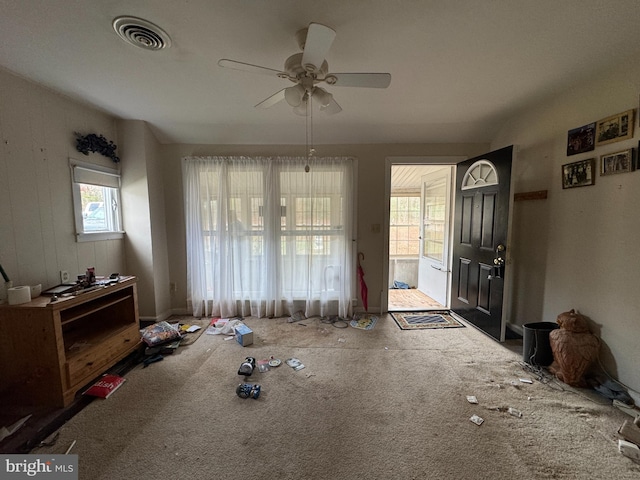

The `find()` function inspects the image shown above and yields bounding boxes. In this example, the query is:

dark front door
[450,146,513,341]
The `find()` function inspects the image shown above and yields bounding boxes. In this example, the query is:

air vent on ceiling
[112,16,171,51]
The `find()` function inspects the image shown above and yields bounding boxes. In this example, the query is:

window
[461,160,498,190]
[183,156,354,319]
[422,181,446,262]
[389,196,420,256]
[70,159,123,241]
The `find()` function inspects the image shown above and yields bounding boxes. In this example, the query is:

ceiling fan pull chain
[310,94,314,157]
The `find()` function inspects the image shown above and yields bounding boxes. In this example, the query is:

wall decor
[600,148,633,176]
[74,132,120,163]
[595,109,634,146]
[562,158,595,189]
[566,122,595,156]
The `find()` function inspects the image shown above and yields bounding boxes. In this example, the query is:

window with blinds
[70,159,124,241]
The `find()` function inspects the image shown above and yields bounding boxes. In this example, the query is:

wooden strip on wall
[514,190,548,202]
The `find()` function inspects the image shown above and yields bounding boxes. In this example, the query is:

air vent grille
[112,16,171,51]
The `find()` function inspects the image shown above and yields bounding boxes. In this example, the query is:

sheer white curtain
[183,156,355,319]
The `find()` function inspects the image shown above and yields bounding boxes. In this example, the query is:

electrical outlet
[60,270,70,283]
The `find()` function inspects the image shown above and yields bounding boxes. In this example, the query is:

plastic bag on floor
[206,318,242,335]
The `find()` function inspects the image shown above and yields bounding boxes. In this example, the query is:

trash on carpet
[288,310,306,323]
[236,382,261,399]
[613,399,640,419]
[470,414,484,426]
[320,316,348,328]
[82,374,126,398]
[235,324,253,346]
[143,354,164,368]
[467,395,478,404]
[618,418,640,446]
[0,414,32,442]
[508,407,523,418]
[618,439,640,462]
[140,321,183,346]
[268,357,282,367]
[286,358,305,371]
[238,357,256,376]
[257,359,270,373]
[205,317,241,335]
[350,314,378,330]
[145,339,181,356]
[486,405,524,419]
[65,440,76,455]
[589,377,634,404]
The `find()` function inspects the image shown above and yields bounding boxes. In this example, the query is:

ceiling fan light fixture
[293,101,308,116]
[284,84,305,107]
[313,87,333,108]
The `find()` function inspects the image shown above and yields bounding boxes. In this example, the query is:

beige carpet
[31,315,640,479]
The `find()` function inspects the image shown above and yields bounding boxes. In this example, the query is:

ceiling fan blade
[328,73,391,88]
[255,89,286,108]
[301,23,336,72]
[218,59,282,76]
[321,97,342,115]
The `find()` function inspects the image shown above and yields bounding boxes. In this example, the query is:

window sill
[76,231,125,242]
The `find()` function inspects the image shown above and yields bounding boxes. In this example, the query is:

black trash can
[522,322,559,366]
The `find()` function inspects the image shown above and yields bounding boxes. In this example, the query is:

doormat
[391,311,465,330]
[350,315,378,330]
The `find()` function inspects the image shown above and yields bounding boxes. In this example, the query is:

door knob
[491,244,506,279]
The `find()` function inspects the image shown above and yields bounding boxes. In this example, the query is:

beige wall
[492,57,640,400]
[119,120,171,321]
[0,67,125,291]
[0,66,171,320]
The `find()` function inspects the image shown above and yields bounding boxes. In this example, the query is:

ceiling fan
[218,22,391,115]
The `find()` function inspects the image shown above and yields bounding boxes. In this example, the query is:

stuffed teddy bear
[548,309,600,387]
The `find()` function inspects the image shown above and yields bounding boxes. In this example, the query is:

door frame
[382,156,466,313]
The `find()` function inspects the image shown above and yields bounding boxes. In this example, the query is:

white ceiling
[1,0,639,146]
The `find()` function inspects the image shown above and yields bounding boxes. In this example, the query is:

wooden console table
[0,276,141,407]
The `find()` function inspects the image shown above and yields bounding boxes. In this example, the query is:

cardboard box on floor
[235,324,253,347]
[618,419,640,446]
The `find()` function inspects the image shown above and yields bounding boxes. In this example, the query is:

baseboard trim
[507,323,523,336]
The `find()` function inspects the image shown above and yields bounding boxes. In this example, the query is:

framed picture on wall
[595,109,634,146]
[600,148,633,176]
[566,122,595,156]
[562,158,595,189]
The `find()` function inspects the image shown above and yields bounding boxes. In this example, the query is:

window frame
[388,194,421,257]
[70,158,124,242]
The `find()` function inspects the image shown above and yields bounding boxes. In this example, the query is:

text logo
[1,455,77,479]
